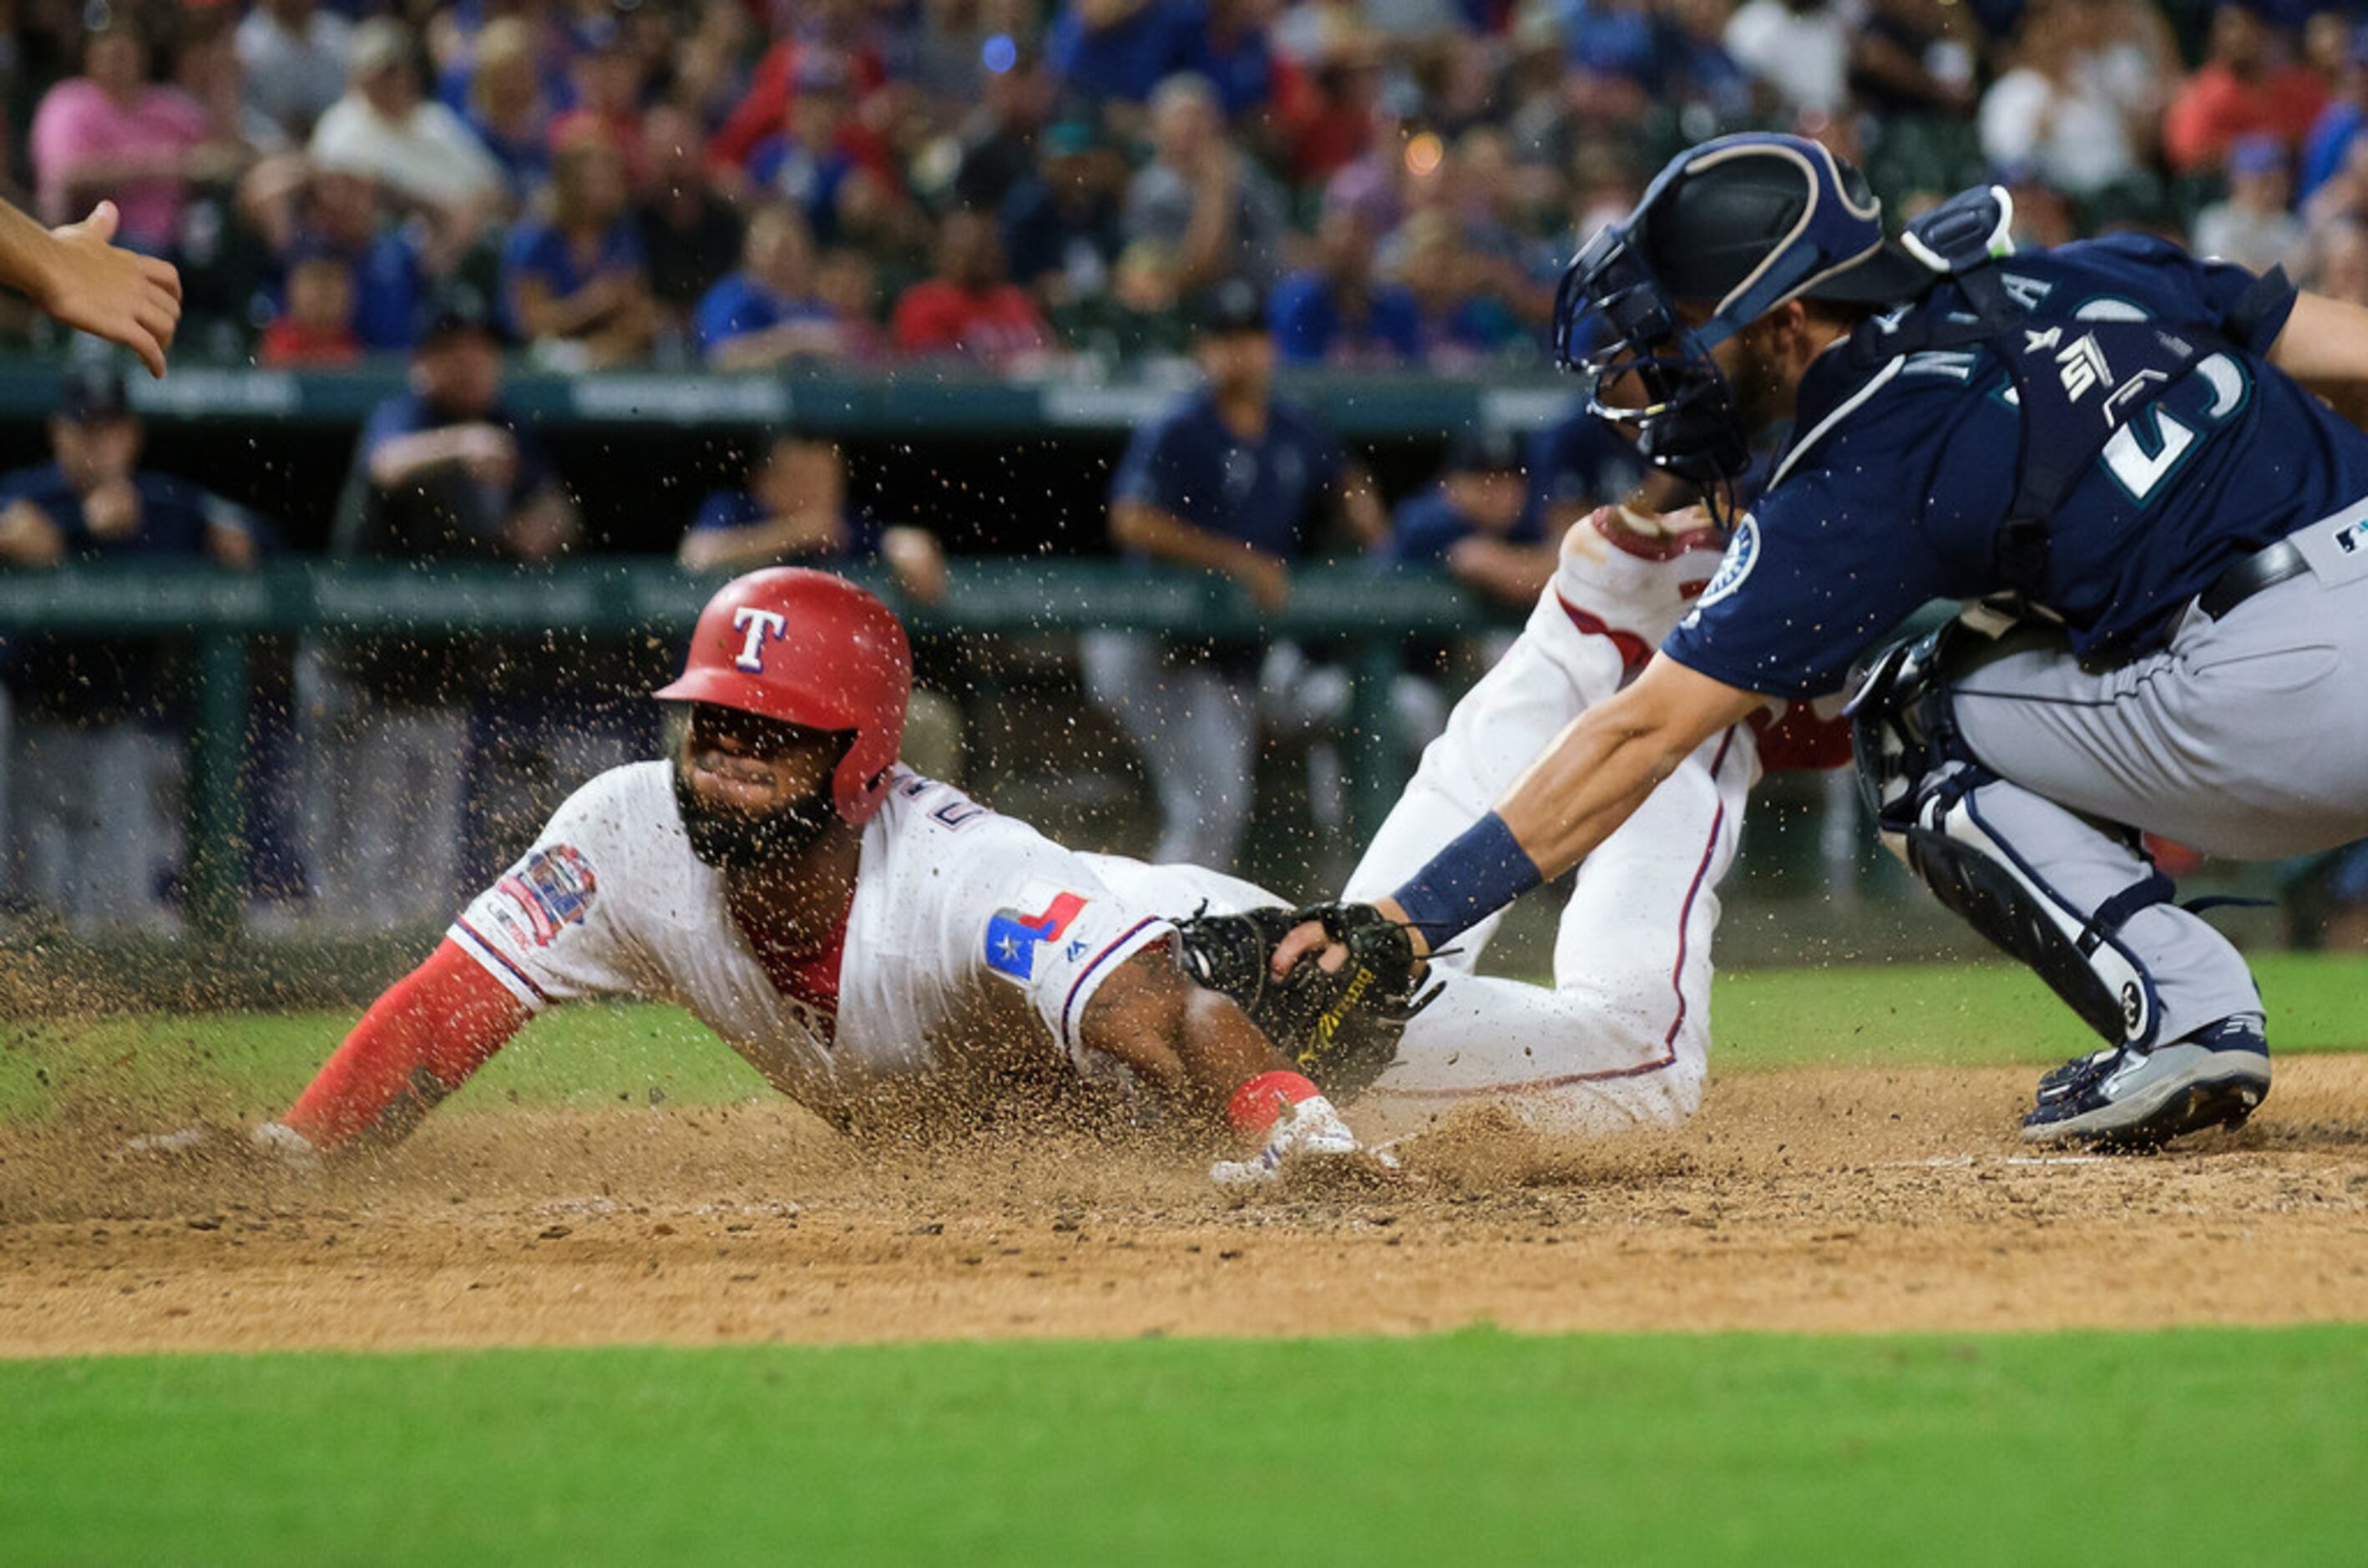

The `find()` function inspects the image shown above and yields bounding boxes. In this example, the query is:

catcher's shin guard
[1899,771,2166,1046]
[1849,629,2165,1048]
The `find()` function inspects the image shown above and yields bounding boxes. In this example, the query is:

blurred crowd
[13,0,2368,939]
[2,0,2367,374]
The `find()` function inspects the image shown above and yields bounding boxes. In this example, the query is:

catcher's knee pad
[1846,628,1962,826]
[1898,767,2167,1048]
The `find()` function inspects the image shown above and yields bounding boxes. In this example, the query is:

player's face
[672,705,851,870]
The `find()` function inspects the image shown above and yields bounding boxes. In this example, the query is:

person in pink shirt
[29,23,228,256]
[2163,4,2332,175]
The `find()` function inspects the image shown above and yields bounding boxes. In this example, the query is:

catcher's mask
[1552,134,1931,518]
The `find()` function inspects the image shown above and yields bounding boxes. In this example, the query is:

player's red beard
[670,759,840,872]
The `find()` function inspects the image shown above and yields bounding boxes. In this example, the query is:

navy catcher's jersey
[1663,233,2368,700]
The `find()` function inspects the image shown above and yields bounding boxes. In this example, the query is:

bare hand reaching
[28,201,184,378]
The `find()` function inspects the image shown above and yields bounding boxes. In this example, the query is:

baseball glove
[1172,902,1440,1100]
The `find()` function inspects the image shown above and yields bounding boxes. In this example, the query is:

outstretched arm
[0,199,181,377]
[2268,291,2368,392]
[1278,652,1761,971]
[275,940,533,1153]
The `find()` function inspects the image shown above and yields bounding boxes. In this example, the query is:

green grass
[6,953,2365,1122]
[1,1327,2361,1565]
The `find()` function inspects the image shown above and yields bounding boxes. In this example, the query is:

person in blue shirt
[1279,132,2368,1151]
[1085,280,1386,871]
[1521,397,1650,538]
[1267,208,1422,366]
[678,430,948,606]
[691,204,851,368]
[499,129,656,368]
[0,366,266,928]
[998,119,1129,312]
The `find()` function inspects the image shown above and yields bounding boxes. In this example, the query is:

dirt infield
[3,1057,2366,1358]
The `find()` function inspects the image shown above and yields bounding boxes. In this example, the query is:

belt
[2195,538,2313,621]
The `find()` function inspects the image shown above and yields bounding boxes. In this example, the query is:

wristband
[1389,811,1543,944]
[1227,1070,1322,1141]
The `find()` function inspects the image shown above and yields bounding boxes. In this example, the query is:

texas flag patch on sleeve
[984,881,1089,982]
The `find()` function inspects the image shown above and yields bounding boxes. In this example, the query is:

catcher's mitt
[1172,902,1440,1100]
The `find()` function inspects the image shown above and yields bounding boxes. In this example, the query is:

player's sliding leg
[1351,724,1749,1141]
[1336,506,1748,1138]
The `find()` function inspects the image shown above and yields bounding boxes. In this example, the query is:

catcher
[261,568,1379,1187]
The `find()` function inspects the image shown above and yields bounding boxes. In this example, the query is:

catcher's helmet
[653,568,912,824]
[1551,134,1933,498]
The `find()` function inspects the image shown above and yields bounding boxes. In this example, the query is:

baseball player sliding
[263,569,1379,1187]
[1267,131,2368,1151]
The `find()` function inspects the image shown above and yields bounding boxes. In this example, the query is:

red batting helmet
[653,568,913,824]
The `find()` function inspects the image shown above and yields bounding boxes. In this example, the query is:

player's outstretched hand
[35,201,183,377]
[1262,902,1440,1098]
[1209,1092,1398,1189]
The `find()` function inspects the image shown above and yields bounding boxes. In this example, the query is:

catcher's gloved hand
[1173,902,1440,1100]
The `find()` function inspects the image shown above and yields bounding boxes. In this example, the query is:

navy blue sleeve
[1292,407,1346,497]
[2067,233,2297,354]
[1661,473,1955,701]
[361,396,424,462]
[1110,412,1191,513]
[690,490,761,533]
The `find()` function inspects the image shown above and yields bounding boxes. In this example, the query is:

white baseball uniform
[448,761,1186,1125]
[1332,518,1763,1141]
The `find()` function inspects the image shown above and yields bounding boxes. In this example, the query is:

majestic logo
[2336,518,2368,556]
[491,844,598,948]
[1695,517,1759,609]
[984,883,1089,982]
[731,606,788,672]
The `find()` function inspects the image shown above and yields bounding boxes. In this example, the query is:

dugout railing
[0,557,1515,937]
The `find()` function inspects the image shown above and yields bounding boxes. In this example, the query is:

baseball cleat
[2020,1015,2269,1149]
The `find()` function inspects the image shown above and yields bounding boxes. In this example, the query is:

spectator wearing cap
[708,38,891,176]
[1267,206,1422,366]
[309,311,581,928]
[999,119,1130,312]
[951,49,1056,215]
[236,0,355,144]
[1523,399,1652,540]
[1081,282,1385,871]
[307,19,503,240]
[890,211,1052,366]
[2195,134,2305,273]
[1845,0,1976,120]
[500,124,657,370]
[1376,425,1556,748]
[0,367,266,931]
[2163,3,2331,176]
[637,105,746,351]
[1382,426,1555,602]
[29,21,230,257]
[694,205,850,368]
[1124,74,1289,292]
[458,17,554,207]
[679,432,948,606]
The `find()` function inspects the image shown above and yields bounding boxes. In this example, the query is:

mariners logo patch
[1697,516,1759,609]
[492,845,598,948]
[985,882,1088,983]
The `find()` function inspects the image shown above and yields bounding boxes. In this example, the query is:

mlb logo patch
[493,845,598,948]
[985,882,1088,982]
